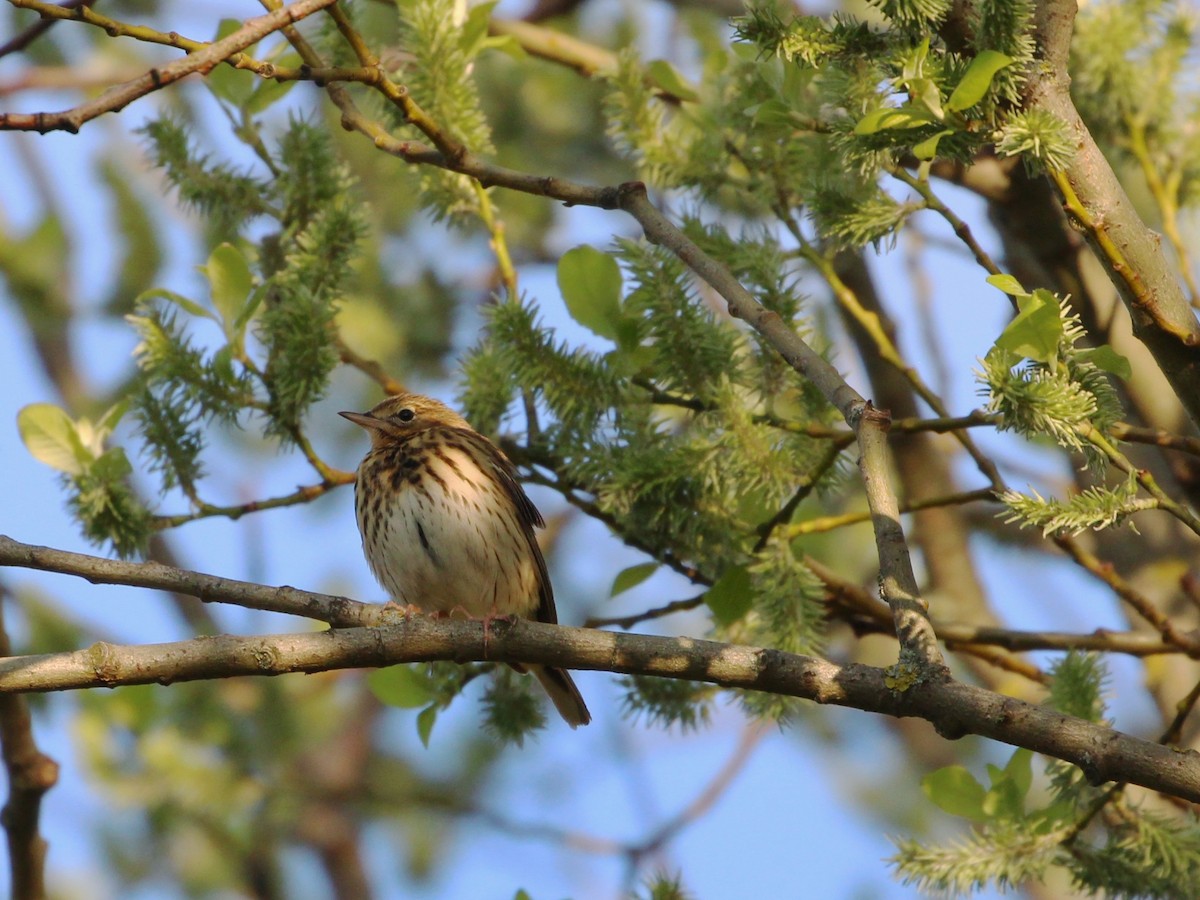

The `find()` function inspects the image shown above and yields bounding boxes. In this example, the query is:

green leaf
[853,106,937,135]
[367,665,434,709]
[982,755,1029,820]
[645,59,699,102]
[946,50,1014,112]
[461,1,499,54]
[99,160,163,309]
[91,446,133,481]
[557,246,623,340]
[136,288,217,323]
[705,566,754,626]
[207,62,256,106]
[244,76,297,115]
[745,99,800,127]
[611,562,659,597]
[911,78,944,121]
[233,284,268,337]
[416,704,438,748]
[1076,345,1132,380]
[912,129,954,160]
[204,243,254,338]
[18,403,93,475]
[986,273,1028,297]
[1002,747,1033,801]
[922,765,988,823]
[206,22,257,105]
[994,289,1062,365]
[94,400,129,442]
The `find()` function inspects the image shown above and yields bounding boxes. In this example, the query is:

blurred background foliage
[3,0,1200,896]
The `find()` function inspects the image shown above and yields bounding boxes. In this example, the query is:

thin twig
[0,0,93,59]
[151,477,351,530]
[1,0,340,133]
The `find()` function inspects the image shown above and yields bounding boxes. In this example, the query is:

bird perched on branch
[340,392,591,727]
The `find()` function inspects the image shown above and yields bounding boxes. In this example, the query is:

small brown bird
[340,392,591,727]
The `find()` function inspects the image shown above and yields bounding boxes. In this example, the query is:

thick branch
[1028,0,1200,430]
[0,615,1195,803]
[5,535,1199,798]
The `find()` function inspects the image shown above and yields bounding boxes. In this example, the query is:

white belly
[358,444,540,617]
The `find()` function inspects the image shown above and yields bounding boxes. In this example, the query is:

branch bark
[0,591,57,900]
[2,535,1198,803]
[1028,0,1200,431]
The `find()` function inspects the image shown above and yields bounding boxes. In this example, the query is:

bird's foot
[381,600,423,622]
[480,612,518,658]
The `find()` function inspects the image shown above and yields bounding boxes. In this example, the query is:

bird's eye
[397,408,415,422]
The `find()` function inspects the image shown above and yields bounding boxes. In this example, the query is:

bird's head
[339,393,472,449]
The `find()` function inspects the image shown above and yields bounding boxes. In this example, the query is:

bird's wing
[455,428,558,624]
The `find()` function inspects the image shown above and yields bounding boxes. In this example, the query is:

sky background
[0,1,1165,897]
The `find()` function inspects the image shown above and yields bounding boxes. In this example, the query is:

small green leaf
[922,765,988,822]
[206,22,257,105]
[986,273,1028,297]
[18,403,93,475]
[416,704,438,748]
[233,284,268,337]
[911,78,944,121]
[946,50,1014,112]
[461,1,499,54]
[995,288,1062,365]
[557,246,623,340]
[902,38,931,83]
[982,753,1028,820]
[611,562,659,597]
[646,59,699,102]
[94,401,129,442]
[207,63,256,106]
[136,288,217,323]
[368,665,434,709]
[1002,747,1033,798]
[91,446,133,481]
[1075,345,1132,380]
[244,76,297,115]
[705,566,754,626]
[853,106,936,135]
[912,129,954,160]
[745,99,800,127]
[204,243,254,337]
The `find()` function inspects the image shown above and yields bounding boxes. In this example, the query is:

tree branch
[0,0,339,133]
[0,604,1195,804]
[1028,0,1200,431]
[0,535,380,629]
[617,184,947,674]
[0,591,57,900]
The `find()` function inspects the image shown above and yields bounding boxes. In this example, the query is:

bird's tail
[529,664,591,728]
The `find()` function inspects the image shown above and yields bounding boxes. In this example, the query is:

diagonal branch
[616,185,946,675]
[0,0,339,133]
[1028,0,1200,431]
[0,535,380,629]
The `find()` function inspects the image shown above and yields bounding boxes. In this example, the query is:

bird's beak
[338,410,377,430]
